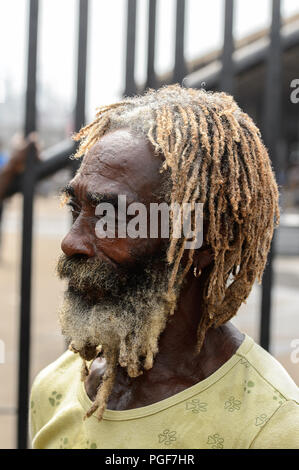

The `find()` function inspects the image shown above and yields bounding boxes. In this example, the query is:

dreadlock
[70,84,280,420]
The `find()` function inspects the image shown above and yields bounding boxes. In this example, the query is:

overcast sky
[1,0,299,123]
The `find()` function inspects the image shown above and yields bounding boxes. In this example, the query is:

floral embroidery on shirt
[59,437,69,449]
[240,358,250,368]
[224,396,241,412]
[31,400,36,415]
[207,433,224,449]
[186,399,208,413]
[272,390,285,405]
[158,429,177,445]
[48,390,62,407]
[255,414,269,426]
[85,440,97,449]
[244,380,255,393]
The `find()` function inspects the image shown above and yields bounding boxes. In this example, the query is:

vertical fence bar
[17,0,39,449]
[173,0,186,84]
[145,0,157,89]
[260,0,281,351]
[75,0,89,133]
[124,0,137,96]
[220,0,234,94]
[72,0,89,176]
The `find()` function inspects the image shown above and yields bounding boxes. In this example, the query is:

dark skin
[61,128,244,410]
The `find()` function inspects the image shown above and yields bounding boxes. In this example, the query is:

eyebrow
[61,184,75,198]
[61,185,122,208]
[86,191,119,207]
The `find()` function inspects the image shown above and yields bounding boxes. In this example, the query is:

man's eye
[66,202,80,220]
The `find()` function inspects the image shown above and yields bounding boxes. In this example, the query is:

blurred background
[0,0,298,449]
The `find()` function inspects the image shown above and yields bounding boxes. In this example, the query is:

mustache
[56,254,129,296]
[56,253,159,302]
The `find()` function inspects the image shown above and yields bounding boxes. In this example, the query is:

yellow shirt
[29,334,299,449]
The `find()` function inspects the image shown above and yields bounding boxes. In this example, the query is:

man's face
[57,129,175,369]
[61,128,165,269]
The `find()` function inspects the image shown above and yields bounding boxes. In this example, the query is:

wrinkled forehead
[75,128,164,201]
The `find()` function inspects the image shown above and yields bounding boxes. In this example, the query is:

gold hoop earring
[193,266,202,278]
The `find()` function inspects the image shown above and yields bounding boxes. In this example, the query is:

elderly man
[30,85,298,449]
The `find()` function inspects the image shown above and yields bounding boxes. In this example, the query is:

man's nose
[61,225,95,258]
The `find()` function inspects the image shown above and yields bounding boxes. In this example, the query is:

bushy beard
[56,251,178,376]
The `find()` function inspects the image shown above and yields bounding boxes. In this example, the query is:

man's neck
[104,324,244,411]
[85,272,244,410]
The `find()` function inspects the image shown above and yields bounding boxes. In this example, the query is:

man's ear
[192,247,214,274]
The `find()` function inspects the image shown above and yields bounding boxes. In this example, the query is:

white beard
[58,265,175,375]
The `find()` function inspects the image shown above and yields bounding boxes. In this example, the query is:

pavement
[0,194,298,449]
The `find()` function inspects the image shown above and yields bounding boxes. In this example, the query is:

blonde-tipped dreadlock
[71,84,280,419]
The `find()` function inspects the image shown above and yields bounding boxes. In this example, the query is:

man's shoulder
[236,335,299,403]
[30,350,83,443]
[31,349,81,399]
[221,335,299,448]
[249,400,299,448]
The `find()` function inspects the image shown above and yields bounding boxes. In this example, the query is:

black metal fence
[3,0,288,449]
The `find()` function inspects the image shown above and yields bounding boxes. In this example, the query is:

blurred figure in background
[0,133,39,202]
[0,140,8,169]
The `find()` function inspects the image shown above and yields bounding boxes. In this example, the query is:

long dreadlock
[70,84,280,419]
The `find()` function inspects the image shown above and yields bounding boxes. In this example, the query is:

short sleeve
[250,400,299,449]
[29,375,41,444]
